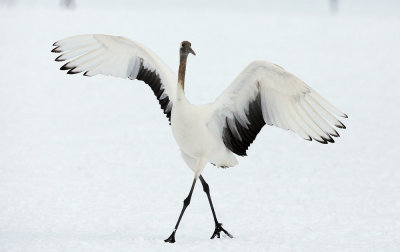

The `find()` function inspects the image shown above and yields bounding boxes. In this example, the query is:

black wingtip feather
[52,41,59,46]
[335,121,346,129]
[322,135,335,143]
[51,47,62,53]
[55,55,65,62]
[330,129,340,138]
[315,138,328,144]
[67,68,82,74]
[60,63,74,71]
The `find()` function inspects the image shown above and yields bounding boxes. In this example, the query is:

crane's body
[52,34,347,243]
[172,90,237,174]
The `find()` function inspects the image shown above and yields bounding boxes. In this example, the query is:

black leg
[164,178,197,243]
[199,175,233,239]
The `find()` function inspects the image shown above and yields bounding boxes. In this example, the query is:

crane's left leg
[199,175,233,239]
[164,178,197,243]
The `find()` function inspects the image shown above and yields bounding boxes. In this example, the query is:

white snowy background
[1,0,399,251]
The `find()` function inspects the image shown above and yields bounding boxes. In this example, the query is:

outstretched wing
[52,34,177,121]
[208,61,347,156]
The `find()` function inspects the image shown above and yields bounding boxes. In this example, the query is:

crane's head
[180,41,196,56]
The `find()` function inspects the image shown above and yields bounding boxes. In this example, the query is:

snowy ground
[1,1,400,251]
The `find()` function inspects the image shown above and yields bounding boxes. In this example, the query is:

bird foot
[211,223,233,239]
[164,231,176,243]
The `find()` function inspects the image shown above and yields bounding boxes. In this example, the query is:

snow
[1,1,400,251]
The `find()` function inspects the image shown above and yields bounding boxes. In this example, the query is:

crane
[52,34,347,243]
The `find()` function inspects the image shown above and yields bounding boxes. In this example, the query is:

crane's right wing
[52,34,177,122]
[207,61,347,156]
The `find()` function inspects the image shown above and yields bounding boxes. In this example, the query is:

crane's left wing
[207,61,347,156]
[52,34,177,122]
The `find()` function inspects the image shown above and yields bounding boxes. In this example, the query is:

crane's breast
[171,102,215,158]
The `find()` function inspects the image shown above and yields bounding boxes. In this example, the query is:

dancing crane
[52,34,347,243]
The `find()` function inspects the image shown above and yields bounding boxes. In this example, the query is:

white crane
[52,34,347,243]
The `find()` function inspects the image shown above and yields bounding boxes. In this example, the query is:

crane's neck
[177,53,188,99]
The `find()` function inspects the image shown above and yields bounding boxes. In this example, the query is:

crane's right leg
[164,178,197,243]
[199,175,233,239]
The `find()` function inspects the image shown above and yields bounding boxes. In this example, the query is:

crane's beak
[189,47,196,56]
